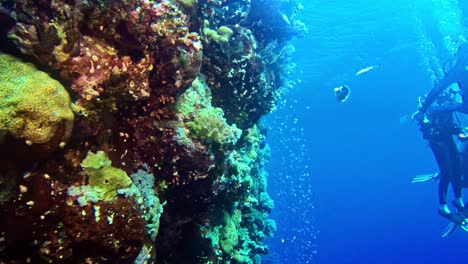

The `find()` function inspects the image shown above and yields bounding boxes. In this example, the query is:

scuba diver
[415,43,468,117]
[415,88,468,235]
[334,85,351,103]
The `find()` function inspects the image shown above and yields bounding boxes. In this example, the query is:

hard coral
[0,52,74,148]
[203,20,234,44]
[176,77,242,146]
[186,107,242,145]
[68,151,132,204]
[81,150,112,169]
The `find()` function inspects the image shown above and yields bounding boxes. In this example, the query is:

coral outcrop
[0,0,305,263]
[0,52,74,149]
[176,77,242,146]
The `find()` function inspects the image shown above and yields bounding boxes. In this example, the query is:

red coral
[7,0,202,101]
[60,36,154,100]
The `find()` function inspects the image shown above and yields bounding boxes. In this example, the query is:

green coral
[201,209,242,254]
[203,20,234,44]
[86,166,132,200]
[219,209,242,254]
[186,107,241,145]
[81,150,112,169]
[67,151,132,205]
[226,125,270,189]
[68,154,165,241]
[0,52,74,146]
[202,125,274,263]
[175,78,211,116]
[176,78,242,146]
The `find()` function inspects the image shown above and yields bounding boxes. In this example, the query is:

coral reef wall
[0,0,305,263]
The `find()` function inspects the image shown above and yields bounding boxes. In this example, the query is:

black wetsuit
[421,44,468,115]
[420,111,462,204]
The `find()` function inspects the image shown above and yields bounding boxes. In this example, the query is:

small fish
[355,65,376,76]
[279,11,291,25]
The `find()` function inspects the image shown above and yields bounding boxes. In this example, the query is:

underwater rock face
[0,0,304,263]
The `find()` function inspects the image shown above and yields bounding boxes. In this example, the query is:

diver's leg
[447,138,463,203]
[430,141,452,212]
[439,177,451,213]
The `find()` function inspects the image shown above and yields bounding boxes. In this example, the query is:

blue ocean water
[265,1,468,263]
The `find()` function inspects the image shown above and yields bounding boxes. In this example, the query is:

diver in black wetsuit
[417,90,468,225]
[414,43,468,214]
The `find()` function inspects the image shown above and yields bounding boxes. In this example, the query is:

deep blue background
[265,1,468,263]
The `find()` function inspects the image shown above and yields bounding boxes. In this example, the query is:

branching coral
[119,166,166,241]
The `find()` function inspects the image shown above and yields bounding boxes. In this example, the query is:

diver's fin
[440,212,468,237]
[412,173,439,183]
[439,209,468,226]
[441,222,457,238]
[460,224,468,233]
[452,201,468,219]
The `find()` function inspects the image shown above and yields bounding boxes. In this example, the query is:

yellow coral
[87,166,133,201]
[0,53,74,146]
[203,20,234,44]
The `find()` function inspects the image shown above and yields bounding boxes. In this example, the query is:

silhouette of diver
[416,88,468,234]
[414,42,468,210]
